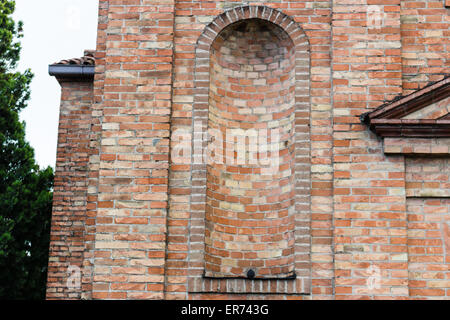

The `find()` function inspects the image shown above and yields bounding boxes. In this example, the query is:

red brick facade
[46,0,450,300]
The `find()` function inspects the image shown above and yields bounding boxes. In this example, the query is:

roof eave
[369,121,450,138]
[49,64,95,83]
[362,76,450,138]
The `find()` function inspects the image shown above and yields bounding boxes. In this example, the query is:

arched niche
[204,19,296,279]
[183,5,311,293]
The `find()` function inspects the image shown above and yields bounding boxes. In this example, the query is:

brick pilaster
[91,0,175,300]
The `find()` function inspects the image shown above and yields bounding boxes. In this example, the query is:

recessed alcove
[204,19,297,279]
[183,5,311,294]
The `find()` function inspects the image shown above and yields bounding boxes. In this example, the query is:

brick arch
[186,5,311,294]
[196,5,310,50]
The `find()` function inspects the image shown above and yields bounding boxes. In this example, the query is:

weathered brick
[47,0,449,301]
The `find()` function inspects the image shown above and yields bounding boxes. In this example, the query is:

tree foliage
[0,0,54,299]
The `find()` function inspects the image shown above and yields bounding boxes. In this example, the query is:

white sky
[13,0,99,169]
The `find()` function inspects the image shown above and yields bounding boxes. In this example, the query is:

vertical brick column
[81,0,109,300]
[332,0,409,299]
[300,2,334,300]
[91,0,175,300]
[46,81,93,299]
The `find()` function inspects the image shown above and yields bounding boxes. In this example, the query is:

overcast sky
[13,0,99,169]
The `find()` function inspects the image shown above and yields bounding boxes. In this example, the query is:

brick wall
[401,0,450,94]
[167,3,322,299]
[406,157,450,198]
[406,156,450,299]
[407,198,450,299]
[46,81,93,299]
[87,0,175,300]
[384,138,450,155]
[332,0,409,299]
[80,0,109,300]
[46,0,450,300]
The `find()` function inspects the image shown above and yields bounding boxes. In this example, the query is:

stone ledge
[188,277,310,295]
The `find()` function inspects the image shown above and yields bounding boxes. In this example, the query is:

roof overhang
[362,76,450,138]
[49,64,95,82]
[366,119,450,138]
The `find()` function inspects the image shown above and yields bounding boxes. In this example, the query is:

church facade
[46,0,450,300]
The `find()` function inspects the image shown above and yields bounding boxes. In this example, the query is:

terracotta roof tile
[52,50,95,66]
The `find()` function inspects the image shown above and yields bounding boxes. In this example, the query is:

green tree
[0,0,54,299]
